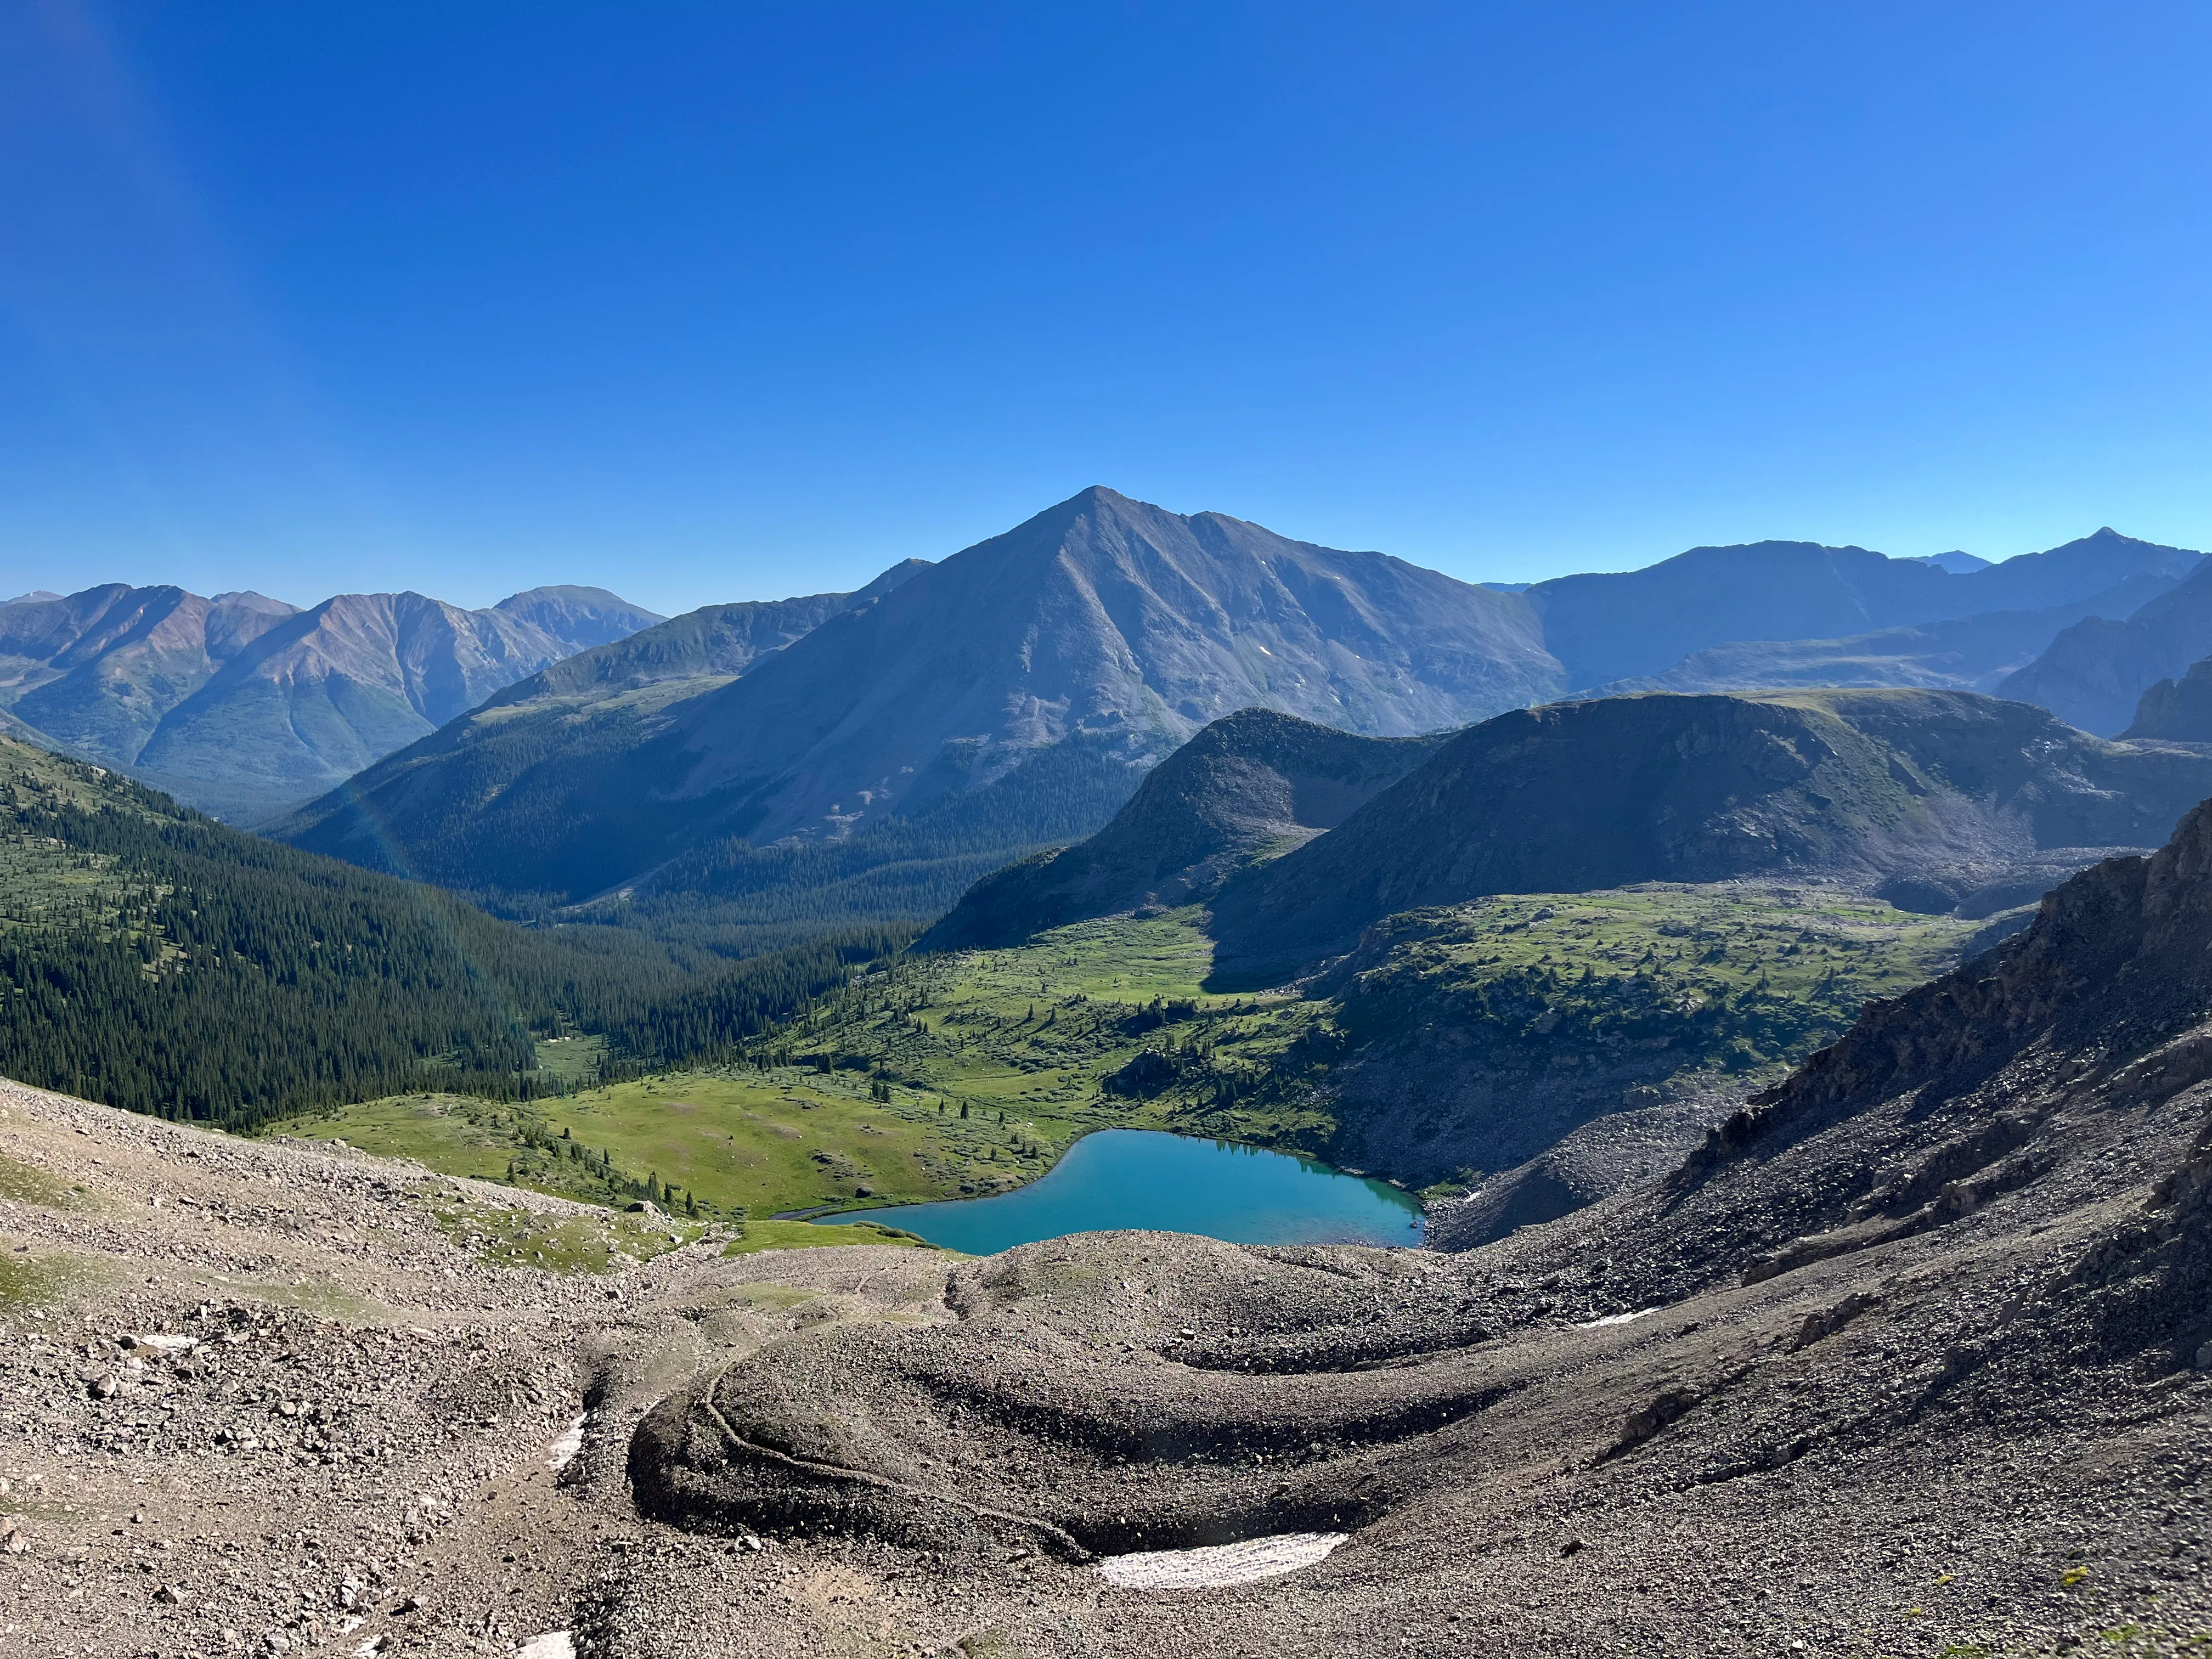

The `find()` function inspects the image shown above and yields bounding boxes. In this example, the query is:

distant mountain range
[276,487,1562,904]
[1547,528,2199,699]
[15,489,2196,939]
[272,491,2209,927]
[0,583,662,820]
[1995,554,2212,735]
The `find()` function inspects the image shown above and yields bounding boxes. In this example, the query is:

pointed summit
[281,489,1566,902]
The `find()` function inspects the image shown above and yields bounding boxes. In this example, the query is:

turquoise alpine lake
[833,1127,1426,1255]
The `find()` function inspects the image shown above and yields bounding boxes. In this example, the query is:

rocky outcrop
[2125,653,2212,741]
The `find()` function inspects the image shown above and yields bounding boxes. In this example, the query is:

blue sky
[3,2,2208,614]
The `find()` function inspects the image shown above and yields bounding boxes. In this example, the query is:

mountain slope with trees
[0,736,896,1129]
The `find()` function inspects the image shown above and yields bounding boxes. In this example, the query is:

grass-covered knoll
[0,1149,94,1209]
[424,1191,712,1274]
[282,888,1978,1237]
[0,1245,87,1310]
[1306,883,1980,1186]
[1325,883,1972,1071]
[724,1218,933,1255]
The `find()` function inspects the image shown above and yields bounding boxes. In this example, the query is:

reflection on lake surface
[834,1127,1425,1256]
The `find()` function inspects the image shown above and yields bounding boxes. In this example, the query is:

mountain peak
[847,558,934,606]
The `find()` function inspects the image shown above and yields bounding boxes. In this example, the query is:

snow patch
[546,1414,588,1472]
[1575,1307,1658,1329]
[1095,1532,1347,1589]
[514,1635,574,1659]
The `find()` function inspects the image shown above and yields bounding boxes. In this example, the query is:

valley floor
[271,890,1978,1245]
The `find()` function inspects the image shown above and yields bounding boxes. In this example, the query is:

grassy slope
[276,888,1978,1242]
[1327,883,1973,1065]
[274,913,1254,1219]
[1307,883,1978,1186]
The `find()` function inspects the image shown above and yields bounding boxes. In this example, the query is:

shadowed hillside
[2001,554,2212,734]
[2127,653,2212,741]
[1206,687,2212,981]
[919,708,1447,950]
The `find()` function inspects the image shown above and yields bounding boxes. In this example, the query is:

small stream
[833,1128,1425,1255]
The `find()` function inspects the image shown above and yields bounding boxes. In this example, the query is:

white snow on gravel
[1095,1532,1347,1589]
[1575,1307,1658,1329]
[546,1414,588,1472]
[514,1634,574,1659]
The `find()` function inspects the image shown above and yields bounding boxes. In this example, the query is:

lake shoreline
[822,1127,1427,1255]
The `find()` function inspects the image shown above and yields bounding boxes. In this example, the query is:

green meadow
[272,889,1982,1245]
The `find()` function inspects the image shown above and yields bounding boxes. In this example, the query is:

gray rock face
[1206,687,2212,980]
[2125,653,2212,742]
[0,583,663,821]
[1422,1094,1737,1251]
[919,708,1447,950]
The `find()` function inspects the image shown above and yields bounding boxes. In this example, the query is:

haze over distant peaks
[1997,554,2212,735]
[1902,550,1993,573]
[0,582,663,820]
[1523,527,2199,690]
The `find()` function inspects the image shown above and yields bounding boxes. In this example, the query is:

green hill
[918,709,1448,951]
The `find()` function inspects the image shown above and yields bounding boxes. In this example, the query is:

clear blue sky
[3,2,2208,615]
